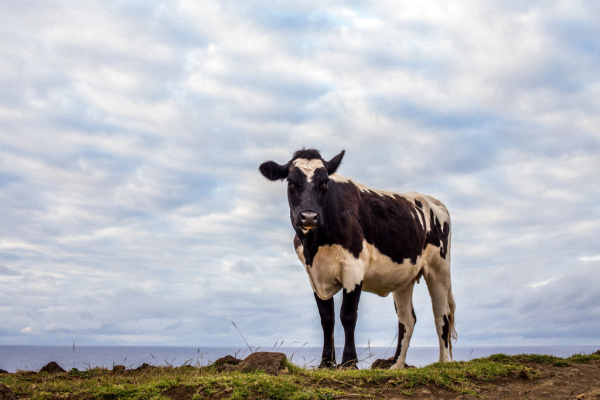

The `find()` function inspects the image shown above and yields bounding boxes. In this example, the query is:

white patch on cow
[296,243,343,300]
[292,158,325,181]
[362,242,423,297]
[295,239,425,300]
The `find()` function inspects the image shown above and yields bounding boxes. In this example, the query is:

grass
[1,352,598,399]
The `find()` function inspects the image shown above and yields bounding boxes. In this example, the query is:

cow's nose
[300,211,319,229]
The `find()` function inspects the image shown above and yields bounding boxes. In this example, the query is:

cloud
[0,0,598,348]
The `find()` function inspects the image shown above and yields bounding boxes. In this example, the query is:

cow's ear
[259,161,289,181]
[326,150,345,175]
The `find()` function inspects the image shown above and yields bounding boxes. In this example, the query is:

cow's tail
[447,284,457,360]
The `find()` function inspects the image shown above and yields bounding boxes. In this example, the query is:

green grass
[1,352,598,399]
[487,352,600,367]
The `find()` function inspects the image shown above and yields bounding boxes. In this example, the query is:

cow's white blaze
[292,158,325,181]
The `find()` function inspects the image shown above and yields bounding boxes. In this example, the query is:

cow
[259,148,456,369]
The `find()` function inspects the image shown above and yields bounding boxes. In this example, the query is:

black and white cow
[259,149,456,369]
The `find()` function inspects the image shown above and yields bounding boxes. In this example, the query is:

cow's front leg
[314,293,336,368]
[340,282,362,369]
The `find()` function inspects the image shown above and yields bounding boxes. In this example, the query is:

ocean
[1,345,598,373]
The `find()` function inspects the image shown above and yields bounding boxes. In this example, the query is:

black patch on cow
[412,306,417,325]
[296,180,364,267]
[442,315,450,349]
[414,199,423,209]
[314,293,336,368]
[340,282,362,368]
[393,322,406,362]
[425,208,450,259]
[357,189,427,265]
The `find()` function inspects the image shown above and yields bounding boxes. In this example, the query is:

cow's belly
[362,242,423,297]
[297,240,423,300]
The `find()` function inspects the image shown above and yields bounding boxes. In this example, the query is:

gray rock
[238,352,287,375]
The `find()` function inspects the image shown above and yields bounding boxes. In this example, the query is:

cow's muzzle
[299,211,319,230]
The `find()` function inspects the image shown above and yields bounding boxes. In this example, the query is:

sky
[0,0,599,350]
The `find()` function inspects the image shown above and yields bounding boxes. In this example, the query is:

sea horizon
[1,345,598,373]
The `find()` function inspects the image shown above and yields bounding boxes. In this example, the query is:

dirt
[342,359,600,400]
[162,359,600,400]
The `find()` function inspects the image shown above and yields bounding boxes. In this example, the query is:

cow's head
[259,149,345,234]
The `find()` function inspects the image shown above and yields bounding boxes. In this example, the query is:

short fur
[259,149,456,368]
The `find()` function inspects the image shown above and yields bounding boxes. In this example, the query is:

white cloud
[0,0,598,348]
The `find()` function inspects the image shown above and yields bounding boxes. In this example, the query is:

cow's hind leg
[314,293,336,368]
[390,282,416,369]
[424,258,456,363]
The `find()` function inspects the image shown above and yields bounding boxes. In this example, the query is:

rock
[238,352,287,375]
[0,384,17,400]
[39,362,65,374]
[213,355,242,373]
[371,357,415,369]
[113,365,125,374]
[136,363,155,371]
[0,369,8,374]
[594,350,600,355]
[213,355,240,367]
[371,358,395,369]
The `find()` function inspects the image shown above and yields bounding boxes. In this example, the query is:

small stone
[135,363,155,371]
[238,352,287,375]
[594,350,600,355]
[112,365,125,373]
[0,369,8,374]
[371,357,395,369]
[39,362,65,374]
[213,355,240,367]
[0,384,17,400]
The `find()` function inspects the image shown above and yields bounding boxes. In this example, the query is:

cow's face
[259,149,345,234]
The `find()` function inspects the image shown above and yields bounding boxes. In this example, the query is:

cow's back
[330,175,451,296]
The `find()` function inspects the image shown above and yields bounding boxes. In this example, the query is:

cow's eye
[288,181,297,190]
[320,180,329,190]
